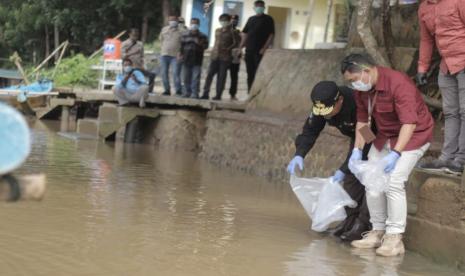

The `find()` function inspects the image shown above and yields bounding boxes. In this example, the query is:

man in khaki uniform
[121,29,144,69]
[159,15,183,96]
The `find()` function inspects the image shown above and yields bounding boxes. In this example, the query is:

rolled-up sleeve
[355,91,369,123]
[393,79,419,125]
[417,6,435,73]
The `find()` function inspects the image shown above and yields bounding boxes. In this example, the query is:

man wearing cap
[287,81,372,241]
[341,53,434,257]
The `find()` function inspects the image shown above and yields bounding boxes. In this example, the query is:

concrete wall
[247,48,417,117]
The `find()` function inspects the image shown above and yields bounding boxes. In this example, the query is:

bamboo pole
[302,0,316,49]
[10,52,30,85]
[32,41,67,74]
[89,30,127,59]
[52,40,69,78]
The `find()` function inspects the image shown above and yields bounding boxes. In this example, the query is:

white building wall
[181,0,342,49]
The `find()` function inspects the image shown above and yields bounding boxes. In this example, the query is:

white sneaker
[351,230,385,249]
[376,234,405,257]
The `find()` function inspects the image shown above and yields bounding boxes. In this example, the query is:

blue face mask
[190,24,199,31]
[169,21,178,28]
[351,71,373,92]
[123,66,132,74]
[254,6,265,14]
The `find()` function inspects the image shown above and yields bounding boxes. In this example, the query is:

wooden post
[302,0,316,49]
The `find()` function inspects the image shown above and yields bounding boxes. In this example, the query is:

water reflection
[0,120,462,276]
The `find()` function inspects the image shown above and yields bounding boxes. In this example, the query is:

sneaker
[212,96,222,101]
[376,234,405,257]
[419,159,449,173]
[200,94,209,100]
[351,230,385,249]
[445,160,464,175]
[162,91,171,96]
[230,96,238,101]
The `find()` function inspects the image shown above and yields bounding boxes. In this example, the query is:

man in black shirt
[287,81,372,241]
[240,0,275,92]
[179,18,209,99]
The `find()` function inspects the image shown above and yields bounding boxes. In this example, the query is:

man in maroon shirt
[416,0,465,174]
[341,54,434,257]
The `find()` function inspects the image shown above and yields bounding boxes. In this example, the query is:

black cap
[310,81,340,116]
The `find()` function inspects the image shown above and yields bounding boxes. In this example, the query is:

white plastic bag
[290,175,357,232]
[349,159,390,195]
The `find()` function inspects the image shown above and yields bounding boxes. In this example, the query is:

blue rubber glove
[349,148,363,163]
[382,151,401,173]
[330,170,345,183]
[287,156,304,175]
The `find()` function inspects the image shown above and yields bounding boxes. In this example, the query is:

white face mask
[169,21,178,28]
[351,71,372,92]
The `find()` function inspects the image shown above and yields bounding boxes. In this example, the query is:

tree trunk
[45,25,50,65]
[356,0,391,67]
[54,21,60,63]
[162,0,172,25]
[381,0,394,66]
[323,0,334,43]
[141,14,149,43]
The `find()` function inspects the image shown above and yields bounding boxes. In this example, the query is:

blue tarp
[0,79,53,94]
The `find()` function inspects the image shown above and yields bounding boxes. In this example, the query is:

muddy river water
[0,120,463,276]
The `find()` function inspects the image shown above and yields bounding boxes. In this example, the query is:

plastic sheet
[349,159,390,195]
[290,175,357,232]
[1,79,53,94]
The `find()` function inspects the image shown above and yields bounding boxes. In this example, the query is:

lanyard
[367,91,378,127]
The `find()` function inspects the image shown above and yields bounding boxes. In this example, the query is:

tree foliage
[0,0,181,65]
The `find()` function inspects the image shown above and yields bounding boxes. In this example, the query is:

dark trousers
[229,63,240,97]
[183,64,201,97]
[245,51,263,92]
[203,59,230,98]
[340,173,371,229]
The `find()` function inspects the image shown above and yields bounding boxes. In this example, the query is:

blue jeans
[183,65,201,97]
[160,55,182,94]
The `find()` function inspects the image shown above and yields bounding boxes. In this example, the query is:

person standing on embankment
[416,0,465,175]
[159,15,183,96]
[239,0,275,92]
[287,81,372,241]
[342,53,434,257]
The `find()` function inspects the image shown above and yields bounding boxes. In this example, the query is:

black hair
[231,14,239,20]
[340,53,376,74]
[219,13,231,21]
[191,17,200,24]
[254,0,265,6]
[122,58,133,65]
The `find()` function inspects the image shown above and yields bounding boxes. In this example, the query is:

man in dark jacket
[287,81,372,241]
